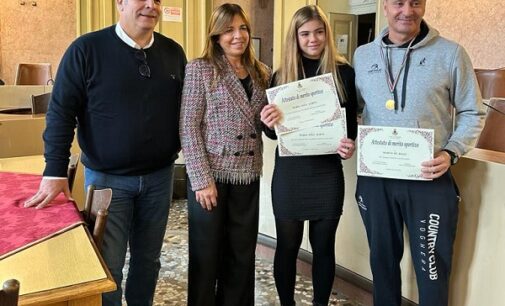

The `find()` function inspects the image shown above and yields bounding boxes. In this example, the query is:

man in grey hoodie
[353,1,484,305]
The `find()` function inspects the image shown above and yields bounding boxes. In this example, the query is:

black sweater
[43,26,187,177]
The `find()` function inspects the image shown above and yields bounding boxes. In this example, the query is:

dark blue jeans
[85,164,174,306]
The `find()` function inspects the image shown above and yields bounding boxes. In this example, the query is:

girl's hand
[337,138,355,160]
[260,104,282,129]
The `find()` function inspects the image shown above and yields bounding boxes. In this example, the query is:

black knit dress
[266,56,358,220]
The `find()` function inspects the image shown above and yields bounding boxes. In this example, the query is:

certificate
[266,73,342,135]
[278,115,347,157]
[357,126,434,180]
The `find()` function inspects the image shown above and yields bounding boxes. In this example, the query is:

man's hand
[24,178,73,209]
[421,151,452,179]
[195,181,218,211]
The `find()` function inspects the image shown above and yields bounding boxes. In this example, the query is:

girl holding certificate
[180,3,270,306]
[260,5,357,306]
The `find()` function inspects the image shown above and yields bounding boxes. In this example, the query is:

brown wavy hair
[201,3,270,88]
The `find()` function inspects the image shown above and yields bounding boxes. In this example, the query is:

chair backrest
[14,63,53,85]
[31,92,51,114]
[476,98,505,152]
[474,68,505,99]
[83,185,112,252]
[0,279,20,306]
[67,153,80,192]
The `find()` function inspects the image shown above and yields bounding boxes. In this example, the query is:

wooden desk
[0,227,116,306]
[0,85,52,109]
[0,113,45,121]
[0,161,115,305]
[0,154,46,173]
[463,147,505,165]
[0,114,46,158]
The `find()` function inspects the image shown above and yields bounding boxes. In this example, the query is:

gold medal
[380,37,416,112]
[385,99,395,110]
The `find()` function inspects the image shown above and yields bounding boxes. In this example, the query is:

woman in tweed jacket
[179,3,270,306]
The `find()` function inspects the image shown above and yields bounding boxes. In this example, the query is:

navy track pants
[355,171,460,306]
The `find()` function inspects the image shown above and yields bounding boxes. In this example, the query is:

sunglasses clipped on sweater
[134,49,151,78]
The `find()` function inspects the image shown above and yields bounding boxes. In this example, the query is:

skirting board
[257,233,417,306]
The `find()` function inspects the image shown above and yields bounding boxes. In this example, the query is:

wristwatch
[443,149,459,165]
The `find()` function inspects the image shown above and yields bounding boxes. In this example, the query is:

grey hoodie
[354,21,484,156]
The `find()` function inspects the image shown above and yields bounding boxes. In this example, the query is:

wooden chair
[14,63,53,85]
[476,98,505,152]
[67,153,80,192]
[474,68,505,99]
[0,279,20,306]
[83,185,112,252]
[30,92,51,114]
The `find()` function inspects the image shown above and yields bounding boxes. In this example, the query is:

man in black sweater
[25,0,187,305]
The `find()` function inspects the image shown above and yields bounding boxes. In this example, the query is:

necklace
[301,64,321,79]
[300,57,321,79]
[230,63,248,79]
[232,66,245,73]
[230,63,244,70]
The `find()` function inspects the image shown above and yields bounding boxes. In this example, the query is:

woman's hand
[337,138,355,160]
[195,181,218,211]
[260,104,282,129]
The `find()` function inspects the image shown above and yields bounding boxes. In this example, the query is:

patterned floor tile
[120,200,363,306]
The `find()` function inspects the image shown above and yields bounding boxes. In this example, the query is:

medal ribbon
[380,37,416,111]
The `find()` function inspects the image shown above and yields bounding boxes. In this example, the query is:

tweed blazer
[180,57,270,191]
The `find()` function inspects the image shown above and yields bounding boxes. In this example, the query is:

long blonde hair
[201,3,270,89]
[277,5,348,102]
